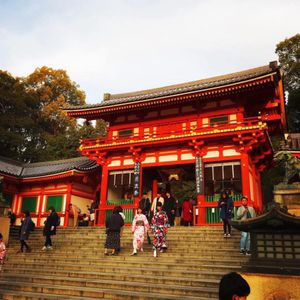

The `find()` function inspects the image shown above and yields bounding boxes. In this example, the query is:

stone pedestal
[274,183,300,216]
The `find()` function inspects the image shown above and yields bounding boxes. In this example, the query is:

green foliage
[286,88,300,132]
[0,70,40,161]
[0,67,105,162]
[261,166,285,204]
[276,34,300,132]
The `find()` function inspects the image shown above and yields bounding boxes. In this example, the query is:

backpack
[29,220,35,231]
[57,216,61,226]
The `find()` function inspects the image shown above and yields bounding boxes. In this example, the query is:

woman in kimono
[151,202,169,257]
[131,207,149,256]
[0,233,6,272]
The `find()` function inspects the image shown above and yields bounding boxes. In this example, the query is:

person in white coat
[236,196,256,255]
[151,192,164,214]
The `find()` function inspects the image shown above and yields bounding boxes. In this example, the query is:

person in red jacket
[182,198,193,226]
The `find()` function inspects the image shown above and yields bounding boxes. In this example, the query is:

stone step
[6,251,247,263]
[7,244,239,251]
[5,251,247,262]
[4,264,235,282]
[8,236,238,243]
[4,258,245,275]
[3,262,241,280]
[0,289,102,300]
[3,226,242,299]
[0,280,218,299]
[2,272,220,292]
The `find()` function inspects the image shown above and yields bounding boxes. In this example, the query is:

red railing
[81,116,265,148]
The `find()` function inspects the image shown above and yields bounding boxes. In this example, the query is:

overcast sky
[0,0,299,104]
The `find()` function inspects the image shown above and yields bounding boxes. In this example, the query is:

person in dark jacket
[104,206,124,256]
[8,208,16,226]
[139,193,152,244]
[17,211,32,253]
[139,193,151,219]
[42,206,59,250]
[163,192,176,226]
[218,191,234,237]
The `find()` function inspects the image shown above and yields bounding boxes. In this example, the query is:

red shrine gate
[65,62,286,225]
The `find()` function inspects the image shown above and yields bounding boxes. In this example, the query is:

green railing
[105,208,134,224]
[206,207,221,223]
[205,194,242,202]
[205,206,239,223]
[106,198,134,205]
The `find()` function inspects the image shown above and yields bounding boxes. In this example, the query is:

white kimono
[132,213,149,251]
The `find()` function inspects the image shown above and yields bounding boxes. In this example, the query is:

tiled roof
[0,156,99,178]
[64,63,278,111]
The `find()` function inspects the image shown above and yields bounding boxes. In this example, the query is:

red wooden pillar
[12,194,18,213]
[255,170,263,212]
[241,152,251,199]
[99,163,109,226]
[152,179,158,199]
[64,183,72,227]
[92,153,110,227]
[37,187,45,227]
[189,140,207,225]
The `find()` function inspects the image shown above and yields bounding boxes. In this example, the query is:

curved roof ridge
[108,64,271,100]
[64,62,278,112]
[0,156,99,179]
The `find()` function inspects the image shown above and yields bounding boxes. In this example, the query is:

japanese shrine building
[63,61,286,225]
[0,156,101,226]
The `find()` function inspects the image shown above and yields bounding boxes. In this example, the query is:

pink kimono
[132,213,149,252]
[0,240,6,270]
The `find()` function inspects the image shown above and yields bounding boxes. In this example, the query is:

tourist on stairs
[0,233,6,272]
[139,192,152,244]
[182,198,193,226]
[236,196,256,255]
[163,192,176,227]
[151,202,169,257]
[17,210,32,253]
[218,191,234,238]
[150,192,165,215]
[42,206,59,251]
[68,203,81,227]
[131,207,149,256]
[104,206,124,256]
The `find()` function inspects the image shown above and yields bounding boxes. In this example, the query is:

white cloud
[0,0,299,103]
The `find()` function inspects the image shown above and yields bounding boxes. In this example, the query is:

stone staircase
[0,226,248,299]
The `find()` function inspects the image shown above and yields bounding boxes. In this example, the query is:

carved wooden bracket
[188,140,207,157]
[129,147,145,163]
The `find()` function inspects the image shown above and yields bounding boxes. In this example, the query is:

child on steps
[0,233,6,272]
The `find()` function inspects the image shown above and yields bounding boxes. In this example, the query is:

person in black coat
[218,191,234,237]
[42,206,59,250]
[139,193,151,219]
[163,192,176,226]
[104,206,124,256]
[17,210,32,253]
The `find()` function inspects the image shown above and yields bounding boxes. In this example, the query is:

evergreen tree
[0,67,105,162]
[276,34,300,132]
